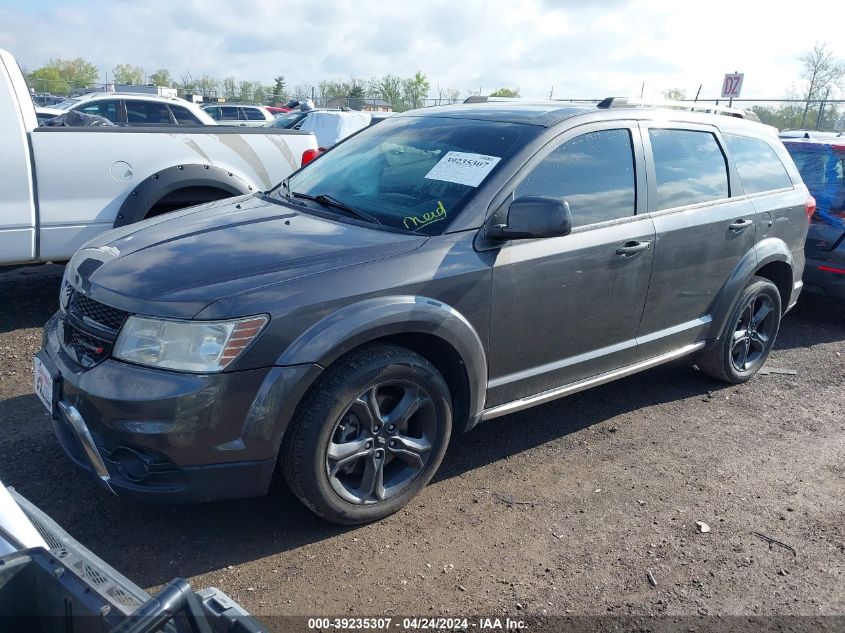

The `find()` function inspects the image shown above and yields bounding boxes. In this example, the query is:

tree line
[24,58,471,111]
[27,43,840,129]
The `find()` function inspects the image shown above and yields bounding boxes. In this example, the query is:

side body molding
[278,295,489,428]
[705,237,794,344]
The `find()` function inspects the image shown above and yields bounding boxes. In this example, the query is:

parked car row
[36,91,216,125]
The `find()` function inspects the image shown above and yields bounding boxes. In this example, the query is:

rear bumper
[803,255,845,300]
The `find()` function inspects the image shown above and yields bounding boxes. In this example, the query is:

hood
[68,195,426,318]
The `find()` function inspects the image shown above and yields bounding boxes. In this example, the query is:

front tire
[697,276,781,383]
[281,344,452,524]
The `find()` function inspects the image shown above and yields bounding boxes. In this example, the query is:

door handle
[729,219,753,232]
[615,241,651,256]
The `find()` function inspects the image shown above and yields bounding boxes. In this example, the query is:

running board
[480,341,706,421]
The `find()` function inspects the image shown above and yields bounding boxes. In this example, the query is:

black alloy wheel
[282,344,452,524]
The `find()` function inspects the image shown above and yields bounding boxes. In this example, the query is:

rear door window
[126,101,172,125]
[648,129,729,210]
[219,106,240,121]
[515,129,637,227]
[724,134,793,193]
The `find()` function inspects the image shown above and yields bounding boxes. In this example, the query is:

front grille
[59,281,129,368]
[63,323,111,367]
[70,292,128,332]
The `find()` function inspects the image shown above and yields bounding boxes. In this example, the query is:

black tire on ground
[281,344,453,525]
[697,276,782,383]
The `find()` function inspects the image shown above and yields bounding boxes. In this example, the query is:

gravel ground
[0,264,843,628]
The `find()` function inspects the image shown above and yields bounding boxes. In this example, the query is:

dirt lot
[0,264,843,627]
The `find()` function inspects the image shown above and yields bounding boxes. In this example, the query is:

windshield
[52,98,80,110]
[265,111,308,128]
[281,116,538,235]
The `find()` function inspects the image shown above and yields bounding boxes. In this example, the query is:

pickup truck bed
[0,48,317,266]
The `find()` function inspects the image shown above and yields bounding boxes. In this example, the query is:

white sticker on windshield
[424,152,501,187]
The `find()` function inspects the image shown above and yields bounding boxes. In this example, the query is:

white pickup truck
[0,49,318,266]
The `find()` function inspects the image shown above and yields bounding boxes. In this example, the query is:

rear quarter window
[649,129,729,210]
[169,105,201,124]
[244,107,266,121]
[724,134,793,194]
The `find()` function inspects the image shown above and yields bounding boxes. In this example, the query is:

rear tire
[697,276,781,383]
[281,344,452,525]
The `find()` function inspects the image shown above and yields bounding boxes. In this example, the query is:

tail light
[301,148,321,166]
[818,265,845,275]
[805,196,816,221]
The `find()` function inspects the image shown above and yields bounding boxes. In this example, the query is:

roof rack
[597,97,756,120]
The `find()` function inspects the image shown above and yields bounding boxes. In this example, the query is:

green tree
[799,42,845,126]
[148,68,172,87]
[29,57,98,93]
[319,79,345,99]
[662,88,687,101]
[28,66,68,94]
[347,82,366,110]
[197,74,219,97]
[272,75,287,103]
[238,80,254,101]
[253,84,267,104]
[371,74,403,110]
[112,63,144,85]
[402,71,430,110]
[56,58,99,86]
[489,87,519,98]
[222,77,237,100]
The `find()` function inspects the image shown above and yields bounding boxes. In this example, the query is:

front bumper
[41,312,322,503]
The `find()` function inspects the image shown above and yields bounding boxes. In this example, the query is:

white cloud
[1,0,844,100]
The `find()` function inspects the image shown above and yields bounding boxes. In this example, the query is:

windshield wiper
[291,192,382,225]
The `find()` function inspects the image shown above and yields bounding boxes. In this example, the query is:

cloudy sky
[2,0,844,100]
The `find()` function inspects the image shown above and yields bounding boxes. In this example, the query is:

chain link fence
[25,74,845,132]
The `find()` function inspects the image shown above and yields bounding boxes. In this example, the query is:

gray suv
[38,100,810,524]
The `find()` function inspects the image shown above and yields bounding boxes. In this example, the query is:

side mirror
[489,196,572,240]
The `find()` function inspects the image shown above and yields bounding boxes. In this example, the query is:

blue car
[784,138,845,299]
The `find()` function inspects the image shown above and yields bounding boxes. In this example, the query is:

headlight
[113,315,268,372]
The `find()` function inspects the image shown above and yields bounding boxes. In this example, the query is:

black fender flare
[113,164,254,228]
[277,295,489,429]
[706,238,794,344]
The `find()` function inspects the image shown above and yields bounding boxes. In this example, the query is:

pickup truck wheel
[282,344,452,525]
[697,276,781,384]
